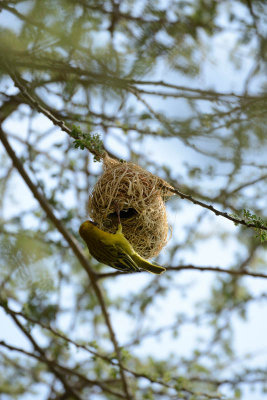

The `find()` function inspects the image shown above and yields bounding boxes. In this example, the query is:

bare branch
[164,185,267,232]
[0,339,126,399]
[7,312,82,400]
[4,67,106,160]
[96,264,267,280]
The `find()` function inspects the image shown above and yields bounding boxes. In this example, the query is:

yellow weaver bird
[79,220,166,275]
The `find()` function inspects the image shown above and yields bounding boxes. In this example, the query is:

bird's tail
[132,255,166,275]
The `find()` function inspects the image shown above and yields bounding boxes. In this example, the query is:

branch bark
[164,185,267,232]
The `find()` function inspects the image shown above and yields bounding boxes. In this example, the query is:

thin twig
[164,185,267,231]
[166,265,267,278]
[8,70,71,133]
[0,339,126,399]
[4,67,105,160]
[96,264,267,280]
[127,78,263,100]
[7,312,82,400]
[227,174,267,195]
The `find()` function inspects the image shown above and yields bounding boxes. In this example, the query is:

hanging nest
[88,154,174,259]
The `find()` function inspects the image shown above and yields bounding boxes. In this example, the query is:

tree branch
[4,67,105,160]
[0,127,132,400]
[4,67,267,236]
[164,185,267,232]
[7,312,82,400]
[0,339,126,399]
[96,264,267,280]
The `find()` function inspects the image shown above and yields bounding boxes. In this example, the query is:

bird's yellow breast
[79,220,135,255]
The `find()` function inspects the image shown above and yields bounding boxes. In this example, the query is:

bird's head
[79,220,98,239]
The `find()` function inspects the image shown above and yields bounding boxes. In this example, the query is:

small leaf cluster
[242,209,267,242]
[232,209,267,242]
[71,125,104,161]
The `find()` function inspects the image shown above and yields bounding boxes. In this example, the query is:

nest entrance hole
[108,208,139,221]
[88,155,174,258]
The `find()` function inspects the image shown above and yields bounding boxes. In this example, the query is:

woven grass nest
[88,154,174,259]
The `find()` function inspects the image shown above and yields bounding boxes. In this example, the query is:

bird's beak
[90,220,98,226]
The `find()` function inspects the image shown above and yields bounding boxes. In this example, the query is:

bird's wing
[111,244,141,273]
